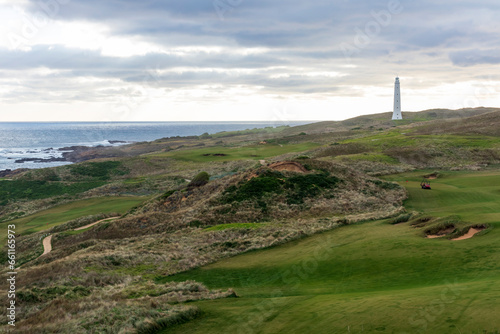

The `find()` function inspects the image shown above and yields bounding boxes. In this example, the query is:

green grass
[343,129,500,151]
[210,126,289,139]
[0,196,148,244]
[0,180,106,205]
[382,170,500,223]
[151,143,321,162]
[69,161,129,180]
[157,170,500,333]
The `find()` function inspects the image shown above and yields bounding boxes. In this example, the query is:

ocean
[0,121,312,171]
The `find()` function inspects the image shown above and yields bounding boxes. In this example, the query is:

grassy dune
[161,170,500,333]
[0,196,148,243]
[4,109,500,333]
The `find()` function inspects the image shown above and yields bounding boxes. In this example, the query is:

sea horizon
[0,121,313,171]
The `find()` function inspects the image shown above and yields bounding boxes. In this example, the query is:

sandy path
[452,227,483,241]
[74,216,120,231]
[36,217,119,259]
[42,235,52,255]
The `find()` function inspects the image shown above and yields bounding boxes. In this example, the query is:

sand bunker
[423,172,439,179]
[452,227,486,241]
[42,235,52,255]
[268,161,308,173]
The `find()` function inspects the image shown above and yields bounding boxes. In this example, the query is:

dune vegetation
[1,108,500,333]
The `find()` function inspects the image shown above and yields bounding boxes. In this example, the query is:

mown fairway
[161,170,500,333]
[150,143,321,162]
[383,170,500,223]
[0,196,148,243]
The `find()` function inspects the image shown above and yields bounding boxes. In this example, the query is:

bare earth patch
[452,227,486,241]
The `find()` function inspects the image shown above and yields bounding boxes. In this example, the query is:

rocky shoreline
[1,141,132,174]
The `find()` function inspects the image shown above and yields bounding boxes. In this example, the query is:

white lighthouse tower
[392,77,402,120]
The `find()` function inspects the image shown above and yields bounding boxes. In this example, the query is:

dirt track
[74,216,120,231]
[40,217,119,256]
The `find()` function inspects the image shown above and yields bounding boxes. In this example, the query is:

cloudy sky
[1,0,499,121]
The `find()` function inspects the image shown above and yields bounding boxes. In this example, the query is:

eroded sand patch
[268,161,308,173]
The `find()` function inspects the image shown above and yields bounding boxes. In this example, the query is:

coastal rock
[61,145,128,162]
[15,157,67,163]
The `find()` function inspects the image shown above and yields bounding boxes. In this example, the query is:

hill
[281,107,499,135]
[412,109,500,136]
[159,169,500,333]
[2,107,500,332]
[4,159,406,332]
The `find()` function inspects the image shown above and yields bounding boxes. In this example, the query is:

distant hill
[412,109,500,136]
[284,107,500,135]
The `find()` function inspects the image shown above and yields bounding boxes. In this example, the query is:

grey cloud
[450,50,500,67]
[0,45,287,71]
[1,0,498,105]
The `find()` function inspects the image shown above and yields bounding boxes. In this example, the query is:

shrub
[187,172,210,189]
[0,180,106,204]
[69,161,129,180]
[188,220,204,228]
[221,169,340,205]
[221,172,285,203]
[160,189,177,199]
[284,172,340,204]
[391,213,412,224]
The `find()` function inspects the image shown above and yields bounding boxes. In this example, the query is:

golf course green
[160,170,500,333]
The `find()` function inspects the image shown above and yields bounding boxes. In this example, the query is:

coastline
[0,121,312,173]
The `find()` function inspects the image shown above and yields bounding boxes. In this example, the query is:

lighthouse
[392,77,402,120]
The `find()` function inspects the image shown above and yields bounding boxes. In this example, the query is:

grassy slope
[281,107,499,135]
[150,143,321,162]
[161,170,500,333]
[3,109,500,332]
[0,196,148,243]
[383,170,500,223]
